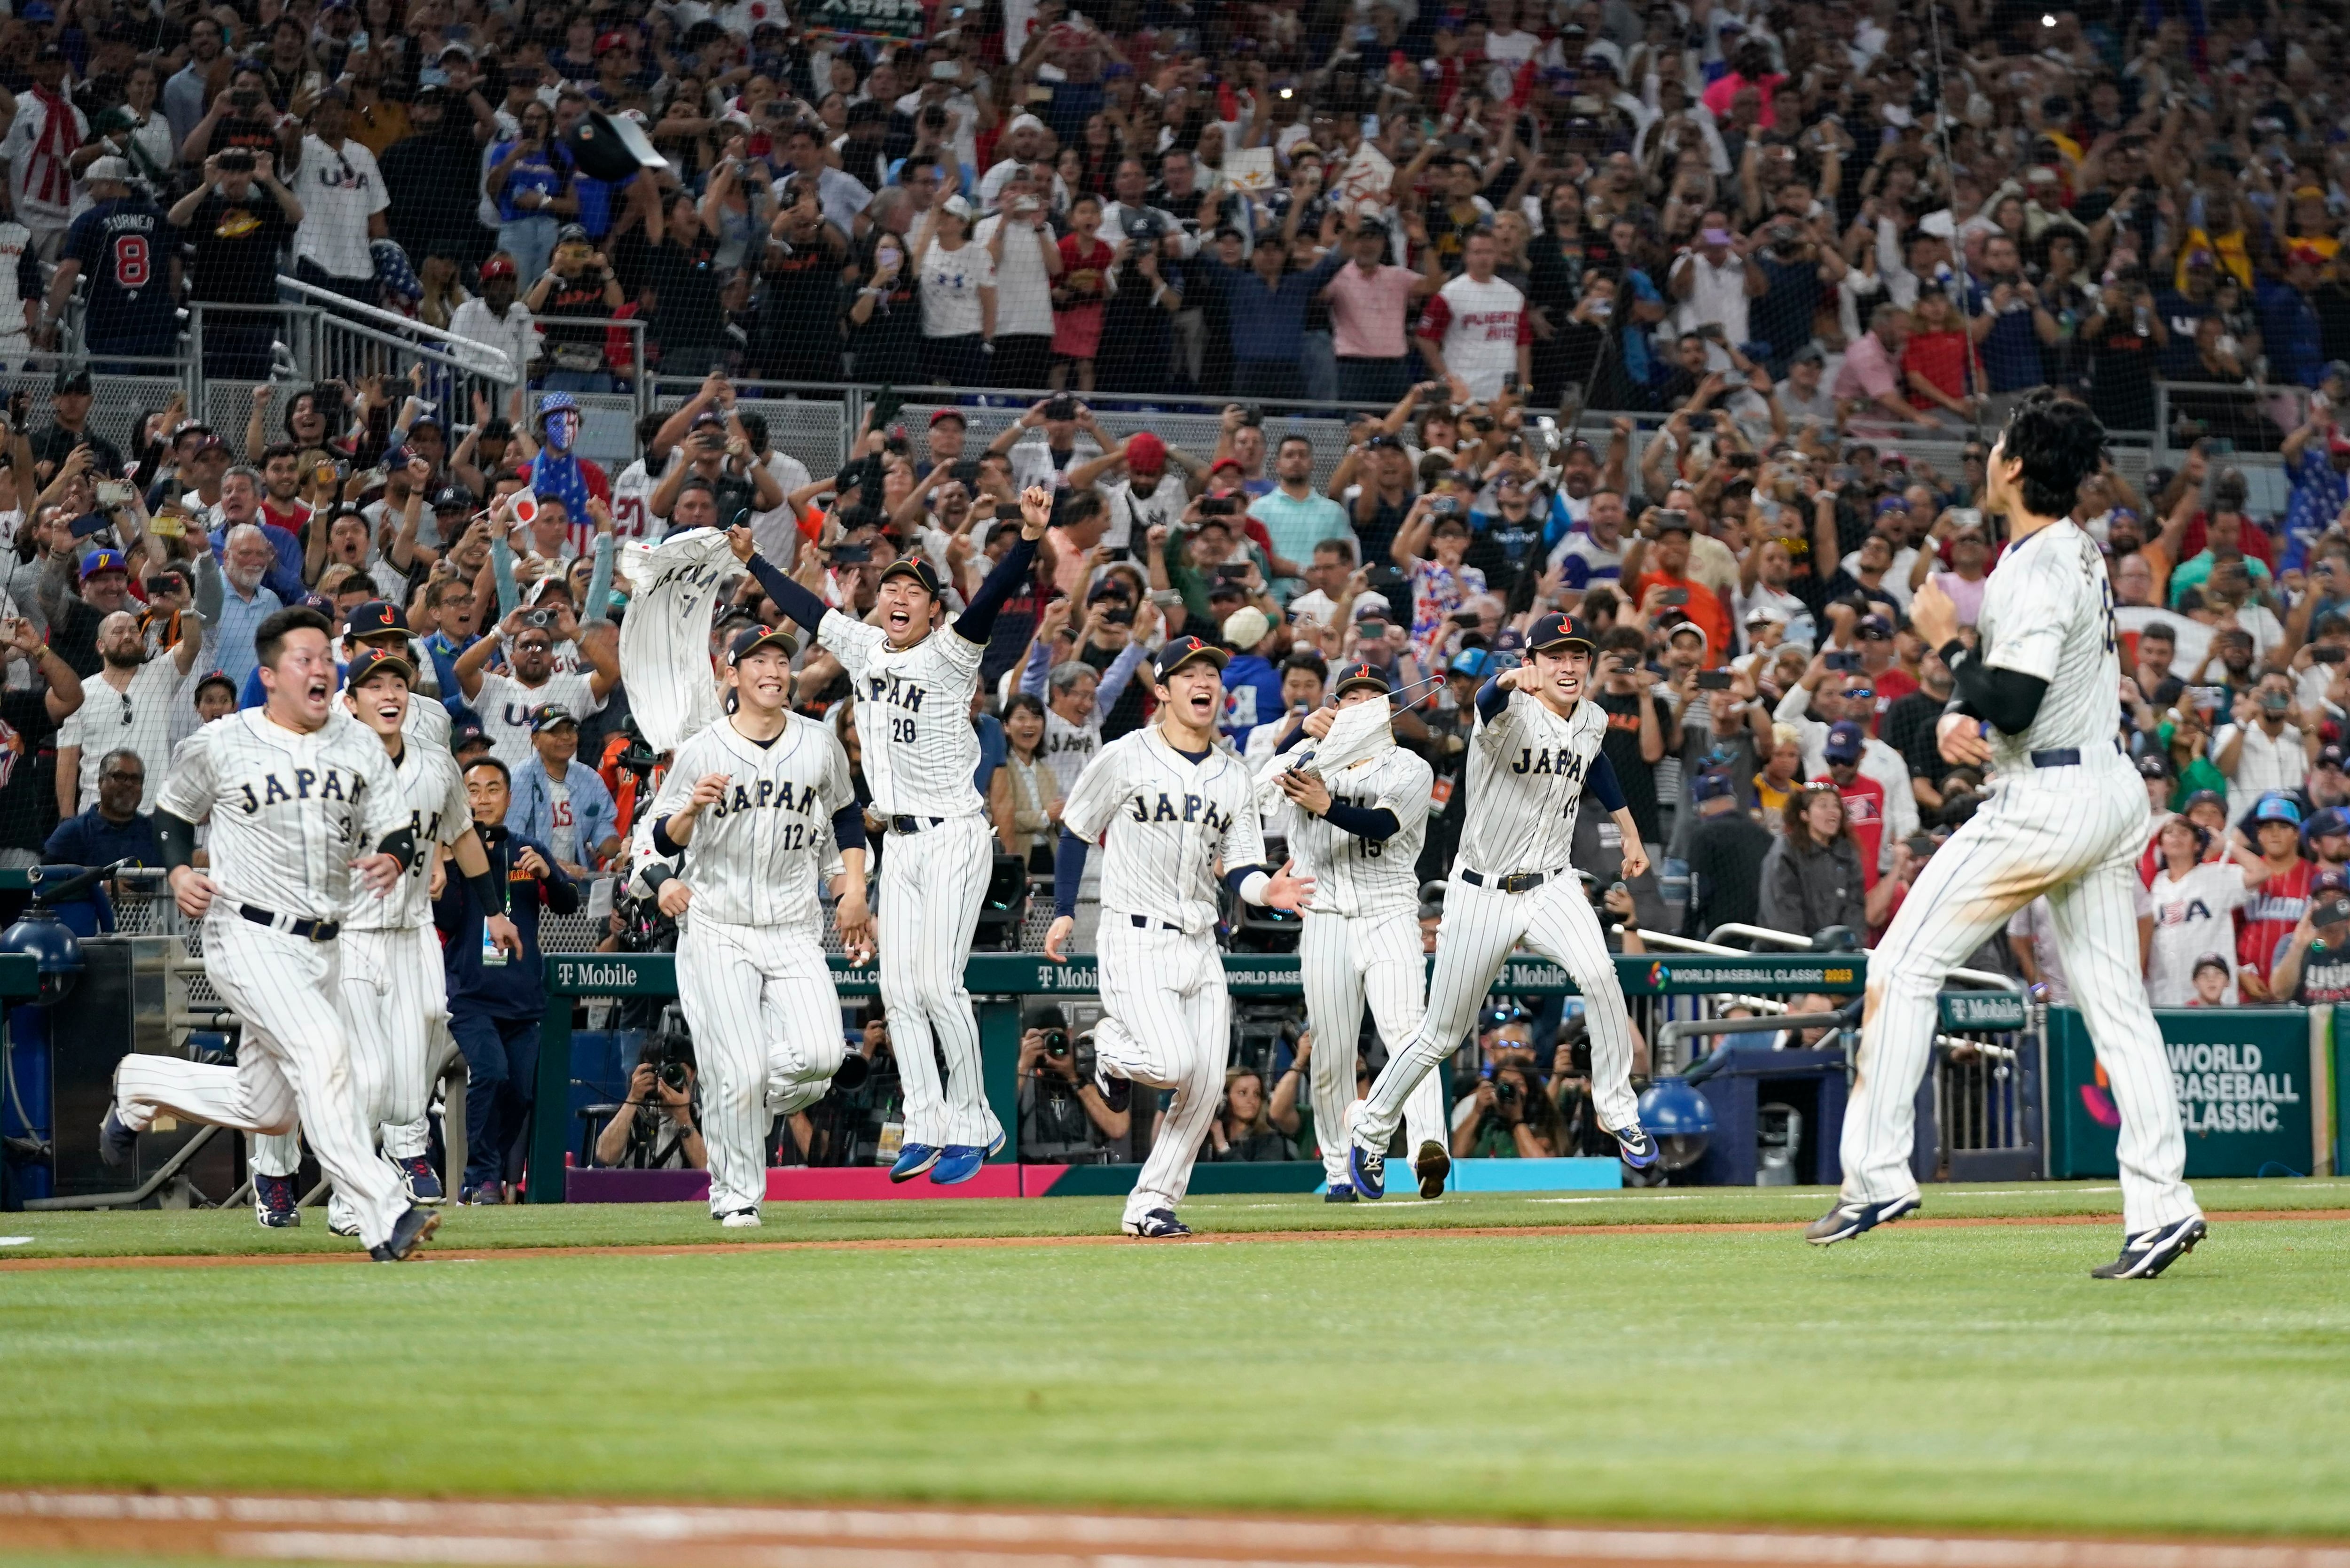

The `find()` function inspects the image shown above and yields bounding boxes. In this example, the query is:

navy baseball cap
[2135,755,2169,780]
[2255,794,2303,826]
[1333,661,1391,697]
[2308,806,2350,841]
[2182,788,2227,813]
[1858,614,1895,640]
[1527,612,1595,655]
[727,624,799,663]
[2322,745,2349,771]
[79,547,127,577]
[528,702,578,733]
[1693,769,1737,803]
[1153,634,1228,680]
[345,646,414,686]
[431,484,475,513]
[1825,720,1866,762]
[451,721,490,753]
[345,600,408,640]
[878,556,945,597]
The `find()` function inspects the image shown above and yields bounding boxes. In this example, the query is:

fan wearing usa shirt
[1412,231,1531,403]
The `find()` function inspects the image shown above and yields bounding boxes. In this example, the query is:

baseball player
[1346,613,1661,1200]
[1045,634,1316,1237]
[248,647,520,1232]
[1271,661,1449,1201]
[1810,393,2205,1279]
[731,487,1052,1186]
[96,608,440,1262]
[633,624,873,1228]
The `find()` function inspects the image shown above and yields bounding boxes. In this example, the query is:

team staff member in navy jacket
[435,754,580,1205]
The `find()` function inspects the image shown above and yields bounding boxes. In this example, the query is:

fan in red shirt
[2237,794,2316,999]
[1820,721,1887,888]
[1899,290,1980,423]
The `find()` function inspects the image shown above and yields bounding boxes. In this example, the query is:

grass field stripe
[11,1494,2350,1567]
[3,1209,2344,1272]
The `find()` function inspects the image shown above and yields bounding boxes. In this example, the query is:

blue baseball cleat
[395,1155,444,1205]
[254,1172,301,1228]
[929,1146,986,1185]
[889,1142,941,1183]
[1348,1140,1386,1200]
[1804,1192,1922,1245]
[1324,1183,1357,1203]
[1122,1209,1192,1238]
[1614,1123,1661,1170]
[96,1107,137,1169]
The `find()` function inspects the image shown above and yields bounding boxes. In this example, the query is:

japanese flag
[508,490,540,530]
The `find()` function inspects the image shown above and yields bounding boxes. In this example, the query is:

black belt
[238,903,340,942]
[1461,868,1559,894]
[1128,914,1182,932]
[2030,737,2122,769]
[888,815,946,835]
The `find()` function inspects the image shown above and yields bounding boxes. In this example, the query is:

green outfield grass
[5,1181,2350,1539]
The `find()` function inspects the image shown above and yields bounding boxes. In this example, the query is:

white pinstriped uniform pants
[114,919,409,1248]
[1298,907,1445,1185]
[251,925,442,1184]
[1841,760,2196,1234]
[878,814,1002,1151]
[676,915,846,1217]
[1091,917,1229,1228]
[1357,870,1641,1152]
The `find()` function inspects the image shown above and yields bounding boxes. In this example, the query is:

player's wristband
[639,864,674,895]
[465,870,505,911]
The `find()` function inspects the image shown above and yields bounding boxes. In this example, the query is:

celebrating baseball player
[732,484,1052,1187]
[1347,613,1661,1200]
[633,624,873,1228]
[1045,633,1315,1237]
[1272,661,1450,1201]
[245,646,520,1232]
[97,608,441,1263]
[1810,393,2205,1279]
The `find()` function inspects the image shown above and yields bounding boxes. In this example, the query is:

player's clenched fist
[656,880,694,918]
[1018,484,1055,538]
[167,865,217,920]
[1936,711,1994,767]
[834,871,876,965]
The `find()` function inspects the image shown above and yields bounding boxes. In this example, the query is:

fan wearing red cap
[1269,658,1451,1200]
[724,485,1056,1188]
[1342,609,1664,1200]
[1067,429,1190,550]
[1042,628,1314,1238]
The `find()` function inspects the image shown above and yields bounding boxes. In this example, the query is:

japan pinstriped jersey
[1976,518,2127,772]
[155,709,406,922]
[347,742,470,932]
[1286,744,1433,918]
[1040,709,1104,796]
[1460,692,1609,876]
[1061,728,1269,936]
[635,714,855,932]
[821,609,986,818]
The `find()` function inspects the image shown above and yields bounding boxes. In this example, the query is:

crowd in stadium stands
[13,0,2350,1177]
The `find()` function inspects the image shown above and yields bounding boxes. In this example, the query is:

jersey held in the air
[156,709,406,922]
[1460,691,1609,876]
[821,608,986,819]
[1286,742,1433,918]
[1061,727,1269,936]
[636,713,855,931]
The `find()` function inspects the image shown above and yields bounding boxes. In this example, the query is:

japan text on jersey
[1505,743,1590,782]
[1123,788,1238,832]
[229,761,372,818]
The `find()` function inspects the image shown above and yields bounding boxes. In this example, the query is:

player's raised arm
[948,485,1053,645]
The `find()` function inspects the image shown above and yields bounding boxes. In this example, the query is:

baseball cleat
[1804,1192,1922,1245]
[462,1179,504,1207]
[369,1205,440,1262]
[1122,1209,1192,1238]
[1414,1140,1451,1199]
[1613,1123,1661,1170]
[328,1217,360,1238]
[986,1128,1007,1157]
[929,1146,986,1185]
[1348,1140,1386,1200]
[1094,1060,1131,1115]
[2091,1215,2207,1279]
[96,1107,137,1169]
[889,1143,940,1182]
[395,1155,444,1205]
[1324,1183,1357,1203]
[254,1172,302,1228]
[719,1210,763,1229]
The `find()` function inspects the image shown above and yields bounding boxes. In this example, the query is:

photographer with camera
[1015,1014,1130,1163]
[1451,1061,1566,1159]
[168,145,304,380]
[592,1033,707,1170]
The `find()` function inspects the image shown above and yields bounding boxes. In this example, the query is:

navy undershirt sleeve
[1222,864,1267,897]
[953,535,1040,644]
[830,804,867,853]
[651,816,683,857]
[1585,750,1627,813]
[1475,676,1511,721]
[1321,801,1400,841]
[1276,722,1313,755]
[1054,826,1089,917]
[745,553,832,635]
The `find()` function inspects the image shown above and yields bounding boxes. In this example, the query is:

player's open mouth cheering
[1166,658,1222,729]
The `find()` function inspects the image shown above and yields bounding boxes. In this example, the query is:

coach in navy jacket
[434,756,581,1202]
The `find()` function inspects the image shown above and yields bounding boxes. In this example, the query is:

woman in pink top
[1322,218,1440,405]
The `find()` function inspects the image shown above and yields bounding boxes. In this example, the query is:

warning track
[4,1207,2344,1272]
[3,1489,2348,1568]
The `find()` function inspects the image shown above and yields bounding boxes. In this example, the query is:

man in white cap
[979,114,1051,211]
[1220,604,1284,741]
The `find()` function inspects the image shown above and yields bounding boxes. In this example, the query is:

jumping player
[1045,634,1315,1236]
[1347,613,1660,1199]
[633,624,873,1228]
[1272,662,1450,1201]
[1808,393,2205,1279]
[732,485,1053,1186]
[97,608,440,1262]
[246,647,519,1231]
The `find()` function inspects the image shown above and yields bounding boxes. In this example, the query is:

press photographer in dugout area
[1016,1009,1129,1164]
[592,1031,707,1171]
